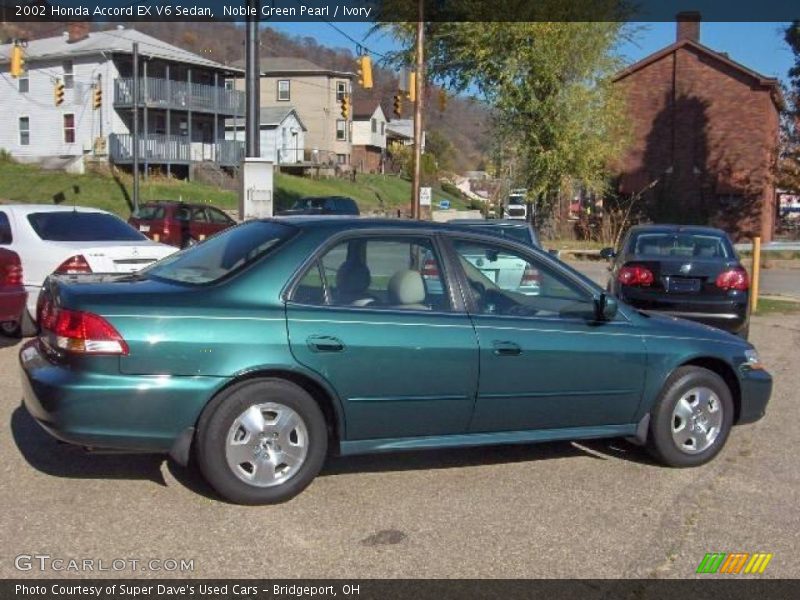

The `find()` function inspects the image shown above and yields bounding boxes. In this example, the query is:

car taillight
[0,251,22,286]
[41,305,128,355]
[55,255,92,275]
[521,265,541,286]
[618,264,654,287]
[422,258,439,278]
[716,267,749,291]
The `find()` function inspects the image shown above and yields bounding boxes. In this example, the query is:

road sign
[420,187,432,206]
[439,199,451,210]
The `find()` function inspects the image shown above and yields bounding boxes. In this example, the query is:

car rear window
[136,205,166,220]
[27,211,147,241]
[144,221,294,284]
[630,233,731,259]
[470,225,534,246]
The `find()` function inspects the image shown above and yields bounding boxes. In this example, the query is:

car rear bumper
[737,367,772,425]
[621,291,748,334]
[19,340,223,453]
[0,288,27,323]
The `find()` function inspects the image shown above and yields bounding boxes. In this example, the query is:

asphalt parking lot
[1,314,798,579]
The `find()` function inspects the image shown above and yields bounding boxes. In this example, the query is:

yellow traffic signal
[356,55,373,89]
[54,80,65,106]
[10,44,25,78]
[340,94,350,119]
[93,85,102,109]
[438,89,447,112]
[407,71,416,103]
[393,93,403,118]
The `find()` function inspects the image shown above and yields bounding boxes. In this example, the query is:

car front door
[285,233,479,441]
[447,235,647,433]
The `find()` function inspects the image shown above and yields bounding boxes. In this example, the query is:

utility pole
[132,42,139,214]
[411,0,424,220]
[245,0,260,159]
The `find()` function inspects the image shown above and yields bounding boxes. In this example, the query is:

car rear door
[285,232,479,441]
[446,234,647,433]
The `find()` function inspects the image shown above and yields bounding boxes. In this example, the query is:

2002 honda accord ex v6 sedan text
[20,218,772,504]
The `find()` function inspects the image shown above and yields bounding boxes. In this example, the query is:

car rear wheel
[646,366,733,467]
[1,310,36,338]
[196,379,327,504]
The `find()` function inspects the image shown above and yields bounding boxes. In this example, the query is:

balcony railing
[109,134,244,167]
[114,77,245,116]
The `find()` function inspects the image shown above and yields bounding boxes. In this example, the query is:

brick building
[613,13,783,242]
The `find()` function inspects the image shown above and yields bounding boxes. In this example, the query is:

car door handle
[492,341,521,356]
[306,335,345,353]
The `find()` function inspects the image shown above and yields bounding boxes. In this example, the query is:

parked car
[277,196,360,216]
[0,248,27,336]
[448,219,540,248]
[128,201,237,248]
[601,225,750,338]
[22,218,771,504]
[0,205,177,335]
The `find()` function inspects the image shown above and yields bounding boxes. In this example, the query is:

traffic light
[407,71,416,103]
[393,93,403,118]
[356,55,373,89]
[10,44,25,78]
[340,94,350,119]
[54,80,65,106]
[93,85,102,109]
[438,89,447,112]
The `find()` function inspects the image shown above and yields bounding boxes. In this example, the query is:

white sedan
[0,204,177,335]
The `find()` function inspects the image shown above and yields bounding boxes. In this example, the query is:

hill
[1,21,490,173]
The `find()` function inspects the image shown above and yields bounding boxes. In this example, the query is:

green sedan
[20,218,772,504]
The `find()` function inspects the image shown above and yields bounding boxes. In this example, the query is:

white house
[0,24,244,179]
[351,103,386,173]
[225,107,306,165]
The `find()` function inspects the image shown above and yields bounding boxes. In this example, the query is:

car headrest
[336,261,371,295]
[388,269,426,306]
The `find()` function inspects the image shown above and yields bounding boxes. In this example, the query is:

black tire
[195,378,328,504]
[0,320,20,338]
[182,236,198,249]
[1,310,36,338]
[646,366,734,468]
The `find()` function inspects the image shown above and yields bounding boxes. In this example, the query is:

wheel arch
[679,356,742,424]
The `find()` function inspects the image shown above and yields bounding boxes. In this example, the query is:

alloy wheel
[670,386,723,454]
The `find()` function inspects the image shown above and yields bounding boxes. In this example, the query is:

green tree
[780,21,800,193]
[425,129,456,173]
[380,19,630,218]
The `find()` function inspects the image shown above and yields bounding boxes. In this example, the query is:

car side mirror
[594,293,618,321]
[599,247,616,260]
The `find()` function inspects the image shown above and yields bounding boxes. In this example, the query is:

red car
[128,201,237,248]
[0,248,28,337]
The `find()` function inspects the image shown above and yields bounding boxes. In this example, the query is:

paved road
[1,315,798,579]
[569,260,800,298]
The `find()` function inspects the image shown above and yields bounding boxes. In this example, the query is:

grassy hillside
[0,159,468,217]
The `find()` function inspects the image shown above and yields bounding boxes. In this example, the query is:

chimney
[66,22,90,44]
[676,11,701,43]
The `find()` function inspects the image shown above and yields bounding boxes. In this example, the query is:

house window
[380,122,385,135]
[336,119,347,141]
[63,60,74,89]
[63,114,76,144]
[18,72,29,93]
[371,118,377,133]
[19,117,30,146]
[224,80,234,91]
[277,80,290,101]
[336,81,348,101]
[336,153,349,165]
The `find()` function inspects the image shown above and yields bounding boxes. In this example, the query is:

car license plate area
[666,277,701,293]
[139,224,150,232]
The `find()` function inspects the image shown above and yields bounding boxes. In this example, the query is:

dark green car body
[20,218,771,465]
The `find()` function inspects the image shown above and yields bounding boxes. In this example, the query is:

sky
[267,21,795,85]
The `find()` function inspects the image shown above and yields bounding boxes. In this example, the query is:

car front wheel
[196,379,328,504]
[646,366,734,467]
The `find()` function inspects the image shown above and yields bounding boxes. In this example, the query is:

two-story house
[0,23,244,179]
[233,57,354,166]
[351,101,386,174]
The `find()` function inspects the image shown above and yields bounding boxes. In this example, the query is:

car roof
[272,216,532,235]
[0,204,110,216]
[627,224,729,236]
[448,219,529,227]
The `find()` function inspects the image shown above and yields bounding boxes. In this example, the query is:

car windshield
[28,211,147,242]
[144,221,294,284]
[469,225,534,246]
[293,198,328,210]
[631,232,731,259]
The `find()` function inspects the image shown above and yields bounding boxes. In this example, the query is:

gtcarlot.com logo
[696,552,773,575]
[14,554,195,573]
